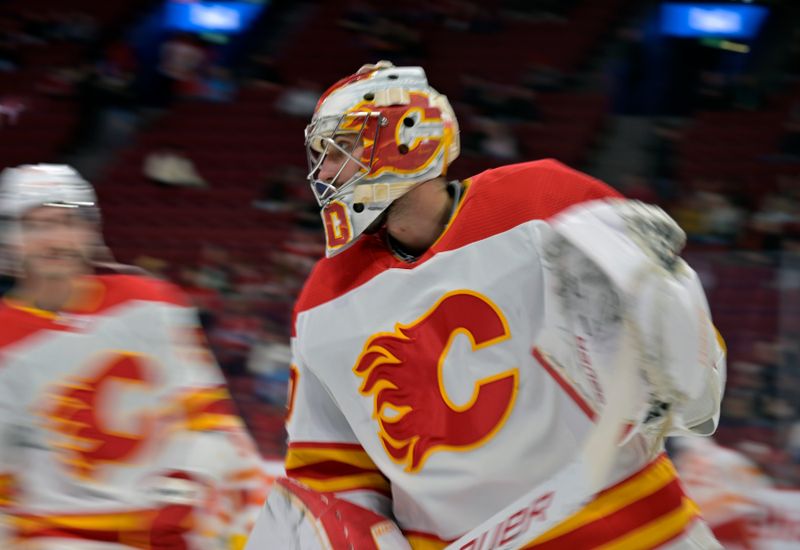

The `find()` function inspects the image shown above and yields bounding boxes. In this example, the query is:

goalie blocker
[245,478,411,550]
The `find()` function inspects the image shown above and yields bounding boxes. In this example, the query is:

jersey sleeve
[284,333,392,514]
[0,355,19,546]
[147,283,270,549]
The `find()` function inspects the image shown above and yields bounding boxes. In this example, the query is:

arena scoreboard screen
[165,0,267,34]
[660,2,769,40]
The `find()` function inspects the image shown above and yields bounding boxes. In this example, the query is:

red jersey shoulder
[428,159,621,256]
[0,276,192,352]
[0,302,51,352]
[468,159,621,224]
[90,274,190,313]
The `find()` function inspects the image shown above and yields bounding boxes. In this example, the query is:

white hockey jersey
[0,274,269,549]
[673,437,772,548]
[281,160,726,549]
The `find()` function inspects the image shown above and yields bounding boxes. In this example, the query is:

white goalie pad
[245,478,410,550]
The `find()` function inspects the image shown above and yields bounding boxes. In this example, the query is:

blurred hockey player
[245,62,727,549]
[672,437,772,549]
[0,165,269,549]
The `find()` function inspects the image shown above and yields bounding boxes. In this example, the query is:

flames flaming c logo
[354,291,518,472]
[42,353,156,479]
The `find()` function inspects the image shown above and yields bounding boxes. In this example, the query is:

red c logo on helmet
[341,92,449,179]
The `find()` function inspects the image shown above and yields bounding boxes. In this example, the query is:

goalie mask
[0,164,102,276]
[306,61,460,257]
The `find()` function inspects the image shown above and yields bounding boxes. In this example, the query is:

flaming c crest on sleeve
[353,291,518,472]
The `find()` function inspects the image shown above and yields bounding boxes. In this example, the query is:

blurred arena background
[0,0,798,543]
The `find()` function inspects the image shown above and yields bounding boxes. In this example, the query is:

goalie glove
[546,199,723,438]
[617,201,686,274]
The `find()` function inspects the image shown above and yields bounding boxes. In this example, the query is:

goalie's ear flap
[245,478,411,550]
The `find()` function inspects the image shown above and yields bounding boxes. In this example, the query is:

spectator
[433,0,498,32]
[0,35,21,72]
[705,192,746,244]
[37,65,82,97]
[475,117,520,160]
[252,165,308,215]
[64,64,105,150]
[275,80,321,117]
[504,87,541,121]
[778,102,800,159]
[245,54,283,89]
[522,63,565,92]
[132,255,169,280]
[671,191,710,240]
[0,96,25,126]
[197,244,232,293]
[248,334,292,405]
[58,11,97,42]
[620,174,659,204]
[787,420,800,463]
[651,120,681,182]
[732,74,763,111]
[152,33,207,107]
[751,191,800,251]
[339,0,381,33]
[359,18,424,61]
[143,144,207,187]
[179,266,224,327]
[197,65,237,102]
[208,296,262,377]
[695,71,732,112]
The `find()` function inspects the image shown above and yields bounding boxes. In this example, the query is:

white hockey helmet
[306,61,460,257]
[0,164,100,275]
[0,164,98,220]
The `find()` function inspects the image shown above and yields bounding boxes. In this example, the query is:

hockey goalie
[245,62,727,549]
[0,165,270,549]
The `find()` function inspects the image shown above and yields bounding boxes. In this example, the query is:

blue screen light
[661,3,769,39]
[166,1,266,34]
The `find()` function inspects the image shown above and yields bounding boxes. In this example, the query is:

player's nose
[318,156,342,185]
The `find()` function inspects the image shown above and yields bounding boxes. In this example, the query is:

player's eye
[333,138,351,150]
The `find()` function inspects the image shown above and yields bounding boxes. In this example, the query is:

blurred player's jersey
[0,274,268,549]
[674,438,771,549]
[285,160,725,548]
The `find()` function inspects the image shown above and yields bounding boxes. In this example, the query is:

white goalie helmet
[306,61,460,257]
[0,164,101,275]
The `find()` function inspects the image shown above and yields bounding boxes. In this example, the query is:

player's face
[317,134,365,187]
[18,206,94,279]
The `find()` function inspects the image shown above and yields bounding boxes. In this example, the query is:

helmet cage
[305,110,384,207]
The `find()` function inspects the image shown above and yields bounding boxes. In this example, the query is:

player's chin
[29,256,84,279]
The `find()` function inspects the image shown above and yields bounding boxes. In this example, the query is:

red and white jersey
[282,160,726,548]
[673,438,771,549]
[0,274,269,549]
